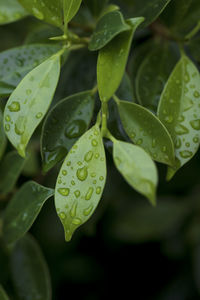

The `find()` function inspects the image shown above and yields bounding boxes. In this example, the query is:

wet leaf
[0,151,26,195]
[64,0,82,24]
[4,53,61,158]
[83,0,108,17]
[3,181,54,245]
[18,0,63,28]
[158,54,200,179]
[116,100,175,165]
[0,108,6,160]
[136,42,179,112]
[0,0,28,25]
[97,17,144,102]
[113,140,158,205]
[0,44,61,97]
[55,125,106,241]
[10,234,51,300]
[89,10,130,51]
[0,285,9,300]
[41,91,95,172]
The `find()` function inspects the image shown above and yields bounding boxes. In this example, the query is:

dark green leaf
[188,37,200,63]
[84,0,108,17]
[158,54,200,179]
[136,42,179,112]
[116,100,175,165]
[0,151,26,195]
[113,140,158,205]
[0,44,61,96]
[4,52,61,157]
[0,0,28,25]
[116,72,134,102]
[89,11,130,51]
[0,108,6,160]
[0,285,9,300]
[97,17,144,102]
[41,91,95,172]
[11,234,51,300]
[25,25,62,44]
[55,125,106,241]
[64,0,82,24]
[3,181,54,245]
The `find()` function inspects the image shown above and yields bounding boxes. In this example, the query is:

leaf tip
[166,167,177,181]
[17,144,26,158]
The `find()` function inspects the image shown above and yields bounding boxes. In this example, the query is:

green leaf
[0,285,9,300]
[64,0,82,24]
[0,108,6,160]
[89,11,130,51]
[0,44,61,97]
[0,151,26,195]
[18,0,63,28]
[3,181,54,245]
[136,42,178,112]
[55,125,106,241]
[0,0,28,25]
[10,234,51,300]
[25,26,62,45]
[188,37,200,63]
[158,54,200,179]
[41,91,95,172]
[113,140,158,205]
[4,53,61,158]
[116,100,175,166]
[84,0,108,17]
[97,17,144,102]
[116,72,134,102]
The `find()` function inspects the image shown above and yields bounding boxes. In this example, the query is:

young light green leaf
[41,91,95,172]
[97,17,144,102]
[0,108,7,160]
[10,234,51,300]
[113,140,158,205]
[89,11,130,51]
[0,151,26,195]
[158,54,200,179]
[3,181,54,245]
[136,42,178,112]
[64,0,82,24]
[4,53,61,158]
[0,44,61,96]
[55,125,106,241]
[0,285,9,300]
[116,100,175,166]
[0,0,28,25]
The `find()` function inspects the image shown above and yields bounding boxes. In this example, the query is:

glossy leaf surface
[3,181,54,245]
[11,234,51,300]
[55,125,106,241]
[136,42,178,112]
[158,55,200,179]
[41,91,95,172]
[4,53,61,157]
[97,17,144,102]
[0,44,61,96]
[0,0,28,25]
[113,140,158,205]
[0,151,26,195]
[18,0,63,28]
[0,108,6,160]
[117,100,175,165]
[0,285,9,300]
[89,11,130,51]
[64,0,82,24]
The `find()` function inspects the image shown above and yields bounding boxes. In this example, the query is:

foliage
[1,0,200,298]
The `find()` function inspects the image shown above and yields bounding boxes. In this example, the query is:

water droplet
[130,132,136,138]
[179,150,193,158]
[72,218,82,225]
[165,115,173,123]
[15,116,26,135]
[84,151,93,162]
[85,187,94,200]
[8,101,20,112]
[70,202,77,218]
[96,186,101,194]
[169,99,175,104]
[93,180,97,184]
[65,120,87,138]
[162,146,167,152]
[178,115,185,122]
[175,138,182,149]
[5,124,10,131]
[193,137,199,143]
[136,139,143,145]
[175,124,189,135]
[152,139,156,148]
[91,172,96,178]
[194,91,200,98]
[91,139,98,147]
[58,188,70,196]
[36,112,43,119]
[59,212,66,220]
[5,115,11,122]
[94,129,98,136]
[74,190,80,198]
[190,119,200,130]
[185,142,190,147]
[71,180,75,186]
[83,205,94,216]
[66,161,71,166]
[95,153,100,159]
[99,176,104,181]
[76,166,88,181]
[62,170,67,176]
[26,89,32,95]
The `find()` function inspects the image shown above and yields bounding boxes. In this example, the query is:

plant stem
[185,21,200,41]
[101,101,108,137]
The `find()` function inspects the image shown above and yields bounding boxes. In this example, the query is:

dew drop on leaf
[8,101,20,112]
[58,188,70,196]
